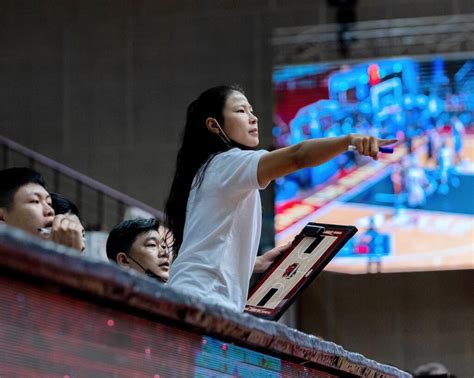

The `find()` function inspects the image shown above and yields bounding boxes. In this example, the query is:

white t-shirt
[168,148,268,312]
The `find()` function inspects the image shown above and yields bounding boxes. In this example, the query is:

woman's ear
[116,252,130,267]
[206,117,221,135]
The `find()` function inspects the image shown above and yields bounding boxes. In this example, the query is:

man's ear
[116,252,130,267]
[206,117,221,135]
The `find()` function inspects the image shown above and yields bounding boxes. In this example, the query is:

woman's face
[222,91,259,148]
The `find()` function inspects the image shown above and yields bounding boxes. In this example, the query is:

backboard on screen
[245,223,357,320]
[273,53,474,274]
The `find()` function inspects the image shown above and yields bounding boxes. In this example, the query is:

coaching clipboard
[245,223,357,321]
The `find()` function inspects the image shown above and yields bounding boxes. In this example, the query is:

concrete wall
[299,270,474,375]
[2,0,472,209]
[1,0,473,374]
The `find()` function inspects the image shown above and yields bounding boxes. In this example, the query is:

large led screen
[273,54,474,273]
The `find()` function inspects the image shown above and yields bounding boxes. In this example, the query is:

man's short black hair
[50,192,80,217]
[0,167,47,209]
[106,218,160,262]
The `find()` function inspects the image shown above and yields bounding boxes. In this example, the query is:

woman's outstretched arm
[257,134,397,187]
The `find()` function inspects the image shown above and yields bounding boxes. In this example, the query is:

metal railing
[1,135,164,230]
[272,13,474,64]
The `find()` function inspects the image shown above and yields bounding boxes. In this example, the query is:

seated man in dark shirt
[106,218,173,283]
[0,167,84,252]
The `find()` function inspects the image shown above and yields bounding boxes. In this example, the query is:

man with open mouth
[0,167,84,252]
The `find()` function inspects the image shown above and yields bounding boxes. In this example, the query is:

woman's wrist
[345,134,353,148]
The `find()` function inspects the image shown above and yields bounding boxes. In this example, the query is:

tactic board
[245,223,357,320]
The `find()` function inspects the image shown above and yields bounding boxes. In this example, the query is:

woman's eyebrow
[234,102,251,109]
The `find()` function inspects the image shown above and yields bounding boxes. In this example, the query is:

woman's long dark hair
[165,85,244,255]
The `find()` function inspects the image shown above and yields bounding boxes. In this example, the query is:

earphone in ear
[211,118,232,147]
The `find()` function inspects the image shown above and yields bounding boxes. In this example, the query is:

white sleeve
[210,149,268,192]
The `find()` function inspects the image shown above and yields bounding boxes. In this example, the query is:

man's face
[0,183,54,239]
[127,226,173,282]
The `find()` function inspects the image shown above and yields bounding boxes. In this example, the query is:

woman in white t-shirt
[165,85,396,312]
